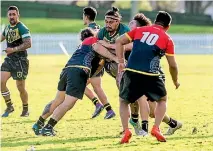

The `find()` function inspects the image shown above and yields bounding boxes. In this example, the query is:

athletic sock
[104,103,112,111]
[142,120,148,132]
[131,114,139,123]
[92,97,99,105]
[167,117,177,128]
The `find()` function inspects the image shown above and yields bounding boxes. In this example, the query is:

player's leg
[119,71,144,143]
[42,94,78,136]
[84,85,104,118]
[151,96,167,142]
[129,102,141,135]
[1,71,13,117]
[137,95,149,136]
[91,76,115,119]
[41,67,88,136]
[15,57,30,117]
[32,91,65,135]
[148,101,182,135]
[16,80,29,116]
[1,58,14,117]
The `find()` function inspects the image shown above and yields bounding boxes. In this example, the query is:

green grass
[1,55,213,151]
[1,18,213,33]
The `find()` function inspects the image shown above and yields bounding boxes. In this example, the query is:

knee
[17,83,26,93]
[1,79,6,87]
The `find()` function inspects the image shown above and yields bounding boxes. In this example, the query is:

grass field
[1,18,213,34]
[1,55,213,151]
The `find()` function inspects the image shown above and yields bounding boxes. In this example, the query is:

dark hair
[8,6,19,14]
[80,28,95,41]
[105,6,122,19]
[133,13,152,27]
[154,11,172,28]
[83,7,97,21]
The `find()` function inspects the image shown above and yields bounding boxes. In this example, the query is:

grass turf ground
[1,18,213,34]
[1,55,213,151]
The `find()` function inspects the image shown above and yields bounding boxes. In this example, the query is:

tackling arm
[92,43,118,63]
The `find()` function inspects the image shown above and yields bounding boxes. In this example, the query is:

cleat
[104,110,116,119]
[120,129,132,144]
[139,130,148,137]
[165,121,182,135]
[32,123,43,135]
[2,106,14,117]
[20,110,29,117]
[151,125,166,142]
[92,103,104,118]
[129,118,142,135]
[41,127,56,136]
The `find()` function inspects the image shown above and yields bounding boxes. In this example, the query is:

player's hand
[174,81,180,89]
[5,47,15,55]
[118,63,125,73]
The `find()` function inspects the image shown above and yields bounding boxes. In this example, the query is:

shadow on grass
[168,135,213,141]
[36,147,97,151]
[1,135,118,148]
[2,120,35,124]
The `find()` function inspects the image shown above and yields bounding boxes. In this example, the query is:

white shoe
[138,129,148,137]
[129,119,142,135]
[165,121,182,135]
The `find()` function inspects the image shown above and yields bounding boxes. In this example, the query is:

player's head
[105,7,121,32]
[7,6,20,25]
[80,27,95,41]
[83,7,97,25]
[129,13,152,30]
[154,11,172,31]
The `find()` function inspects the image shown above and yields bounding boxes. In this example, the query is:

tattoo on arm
[16,37,32,51]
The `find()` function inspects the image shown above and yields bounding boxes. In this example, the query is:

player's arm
[98,40,132,52]
[1,26,6,42]
[115,34,132,64]
[92,43,118,63]
[1,34,5,42]
[14,37,32,52]
[165,39,180,89]
[14,24,32,51]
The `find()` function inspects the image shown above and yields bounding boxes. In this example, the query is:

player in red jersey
[116,11,180,143]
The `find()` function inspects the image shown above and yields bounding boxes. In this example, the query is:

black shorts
[1,57,29,80]
[119,70,167,103]
[57,67,89,99]
[104,61,118,79]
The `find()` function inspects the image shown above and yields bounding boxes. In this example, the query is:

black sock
[142,120,148,132]
[131,114,139,123]
[37,116,45,127]
[104,103,112,111]
[92,97,99,105]
[5,99,13,108]
[167,117,177,128]
[45,118,58,129]
[23,104,28,111]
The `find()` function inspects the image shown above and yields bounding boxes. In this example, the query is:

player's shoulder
[17,22,29,30]
[97,27,106,39]
[119,23,130,32]
[82,37,98,45]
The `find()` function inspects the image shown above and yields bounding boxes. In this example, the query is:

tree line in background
[68,0,213,15]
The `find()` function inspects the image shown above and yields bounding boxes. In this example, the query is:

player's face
[129,20,138,30]
[8,10,19,25]
[105,18,119,32]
